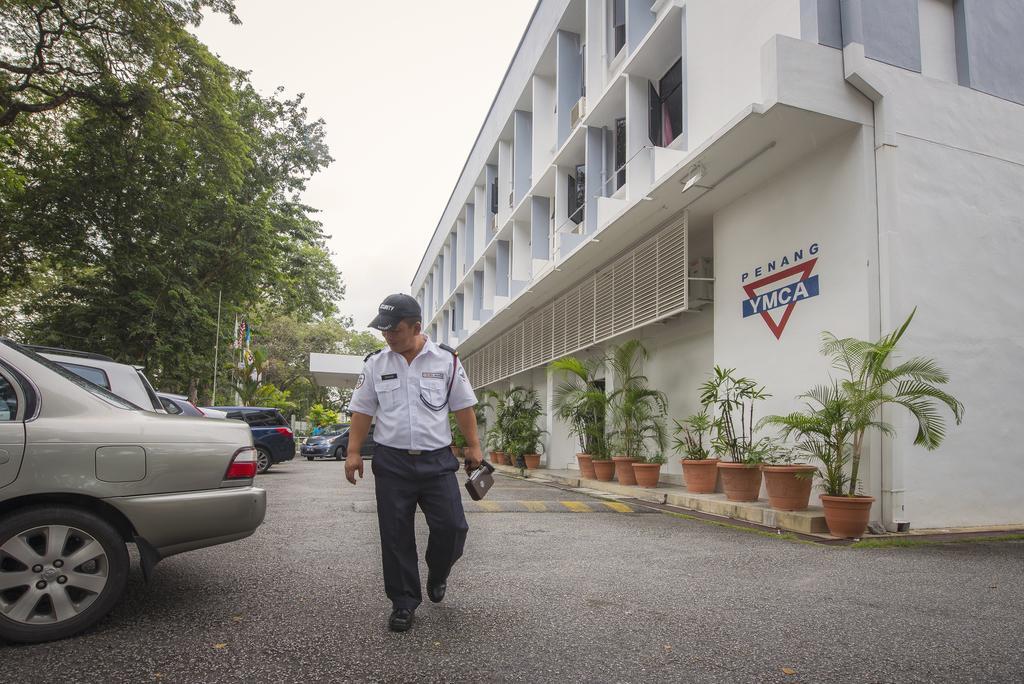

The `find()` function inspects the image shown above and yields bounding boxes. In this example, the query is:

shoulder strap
[438,343,458,357]
[363,348,384,362]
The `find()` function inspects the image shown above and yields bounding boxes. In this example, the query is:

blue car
[205,406,296,474]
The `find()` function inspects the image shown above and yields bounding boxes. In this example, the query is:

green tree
[0,12,342,401]
[0,0,239,127]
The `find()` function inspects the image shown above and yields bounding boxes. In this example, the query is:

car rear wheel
[0,506,129,643]
[256,448,272,474]
[306,455,315,461]
[334,448,344,461]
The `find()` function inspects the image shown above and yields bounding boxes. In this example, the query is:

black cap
[369,293,422,331]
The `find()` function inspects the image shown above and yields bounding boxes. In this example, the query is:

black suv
[205,406,296,473]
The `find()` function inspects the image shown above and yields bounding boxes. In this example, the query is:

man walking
[345,294,482,632]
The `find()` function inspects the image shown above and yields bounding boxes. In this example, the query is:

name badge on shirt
[422,372,445,379]
[381,373,398,381]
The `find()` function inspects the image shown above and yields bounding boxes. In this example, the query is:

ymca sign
[741,244,820,340]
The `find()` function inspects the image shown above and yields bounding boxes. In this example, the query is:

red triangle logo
[742,258,818,340]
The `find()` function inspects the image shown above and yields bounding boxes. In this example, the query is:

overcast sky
[193,1,538,333]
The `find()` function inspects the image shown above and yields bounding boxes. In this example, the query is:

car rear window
[2,341,139,410]
[160,396,183,414]
[245,409,288,427]
[58,362,111,390]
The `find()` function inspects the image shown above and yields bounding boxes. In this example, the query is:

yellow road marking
[601,501,634,513]
[476,500,504,512]
[522,501,548,512]
[561,501,593,512]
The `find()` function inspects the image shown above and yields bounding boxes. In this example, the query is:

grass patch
[662,511,815,545]
[852,534,1024,549]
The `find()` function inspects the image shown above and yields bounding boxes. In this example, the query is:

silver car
[0,340,267,643]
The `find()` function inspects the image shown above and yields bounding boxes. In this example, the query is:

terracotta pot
[761,464,817,511]
[592,459,616,481]
[681,459,719,494]
[632,463,662,488]
[524,453,541,469]
[820,495,876,538]
[576,454,596,479]
[490,451,507,466]
[717,462,763,502]
[612,456,639,486]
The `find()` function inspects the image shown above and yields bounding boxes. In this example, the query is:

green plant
[639,453,667,465]
[760,309,964,497]
[253,383,298,416]
[481,389,511,453]
[699,366,774,464]
[549,355,609,458]
[502,388,547,470]
[449,413,468,448]
[671,410,714,460]
[606,340,668,461]
[308,403,340,429]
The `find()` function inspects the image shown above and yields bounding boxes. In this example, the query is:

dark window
[580,43,587,97]
[226,411,245,421]
[568,163,585,225]
[245,409,288,427]
[58,362,111,389]
[0,374,17,421]
[614,117,626,190]
[136,369,163,411]
[489,179,498,215]
[160,397,183,415]
[612,0,626,57]
[649,59,683,147]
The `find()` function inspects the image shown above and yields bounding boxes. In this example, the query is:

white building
[410,0,1024,531]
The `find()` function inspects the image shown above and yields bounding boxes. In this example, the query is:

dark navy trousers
[371,444,469,611]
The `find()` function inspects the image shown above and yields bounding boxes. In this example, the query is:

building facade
[410,0,1024,530]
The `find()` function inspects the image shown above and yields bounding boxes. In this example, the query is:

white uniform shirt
[348,336,478,451]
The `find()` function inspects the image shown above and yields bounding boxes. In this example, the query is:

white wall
[919,0,958,83]
[880,66,1024,528]
[713,128,877,496]
[685,0,802,150]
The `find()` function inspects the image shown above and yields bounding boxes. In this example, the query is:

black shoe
[427,574,447,603]
[388,608,415,632]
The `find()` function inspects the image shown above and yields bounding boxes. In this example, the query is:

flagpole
[211,290,223,405]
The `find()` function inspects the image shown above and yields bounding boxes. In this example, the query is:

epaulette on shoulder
[438,343,458,357]
[363,348,384,362]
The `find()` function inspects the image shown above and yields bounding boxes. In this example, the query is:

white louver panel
[462,212,689,387]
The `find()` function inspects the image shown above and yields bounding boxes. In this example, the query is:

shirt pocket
[420,378,447,405]
[375,379,402,409]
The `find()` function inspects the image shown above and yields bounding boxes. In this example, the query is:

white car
[27,345,165,413]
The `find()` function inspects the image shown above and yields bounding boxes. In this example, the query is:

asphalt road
[1,458,1022,683]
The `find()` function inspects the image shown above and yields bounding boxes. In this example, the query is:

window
[160,396,183,415]
[490,179,498,215]
[0,374,17,421]
[246,409,287,427]
[614,117,627,190]
[611,0,626,58]
[58,362,111,389]
[649,59,683,147]
[580,42,587,97]
[567,163,585,225]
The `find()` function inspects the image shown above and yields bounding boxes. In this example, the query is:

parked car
[0,339,266,643]
[204,406,295,474]
[301,425,377,461]
[302,423,350,460]
[27,345,165,414]
[157,392,207,417]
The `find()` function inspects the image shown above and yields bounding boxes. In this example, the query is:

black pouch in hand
[464,460,496,501]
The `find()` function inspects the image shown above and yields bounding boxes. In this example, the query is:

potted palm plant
[672,411,719,494]
[632,453,667,488]
[504,388,546,471]
[758,448,817,511]
[482,389,511,465]
[761,310,964,537]
[550,355,609,480]
[701,366,774,502]
[606,340,669,487]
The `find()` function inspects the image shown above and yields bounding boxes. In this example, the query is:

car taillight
[225,447,258,479]
[274,427,293,438]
